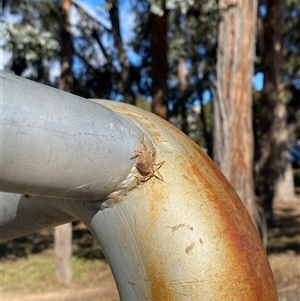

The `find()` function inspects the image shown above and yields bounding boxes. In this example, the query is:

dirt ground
[1,198,299,301]
[268,198,300,301]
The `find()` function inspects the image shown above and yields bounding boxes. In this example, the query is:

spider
[130,139,164,182]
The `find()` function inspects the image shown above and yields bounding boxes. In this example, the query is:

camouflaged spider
[130,138,164,182]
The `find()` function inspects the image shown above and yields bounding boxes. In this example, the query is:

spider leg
[130,150,144,160]
[153,161,165,181]
[154,170,164,182]
[130,153,139,160]
[154,161,165,170]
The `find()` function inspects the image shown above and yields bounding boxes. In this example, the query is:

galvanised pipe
[0,192,77,241]
[0,72,278,300]
[0,71,140,200]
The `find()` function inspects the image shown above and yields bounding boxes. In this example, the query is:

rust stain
[147,273,171,301]
[140,179,172,300]
[147,178,165,227]
[185,242,195,254]
[150,276,171,301]
[185,154,277,299]
[170,134,276,299]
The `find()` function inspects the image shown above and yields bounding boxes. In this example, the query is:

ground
[268,197,300,301]
[1,198,299,301]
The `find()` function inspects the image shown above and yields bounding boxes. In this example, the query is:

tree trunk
[214,0,257,224]
[178,57,188,134]
[255,0,294,220]
[151,3,168,119]
[108,0,134,105]
[55,0,73,287]
[54,223,73,286]
[59,0,73,92]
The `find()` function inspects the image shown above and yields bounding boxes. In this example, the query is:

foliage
[1,0,60,82]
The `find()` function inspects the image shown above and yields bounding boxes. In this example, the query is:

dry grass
[1,254,114,295]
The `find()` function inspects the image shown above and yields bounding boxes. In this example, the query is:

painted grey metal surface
[0,192,76,241]
[0,72,278,300]
[1,71,140,200]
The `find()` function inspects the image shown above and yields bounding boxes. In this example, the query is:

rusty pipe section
[0,72,277,299]
[70,100,278,300]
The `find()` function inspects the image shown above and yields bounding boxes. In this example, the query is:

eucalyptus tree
[150,1,168,119]
[254,0,298,219]
[213,0,258,231]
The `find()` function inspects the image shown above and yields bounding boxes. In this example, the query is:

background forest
[1,0,300,299]
[2,0,299,226]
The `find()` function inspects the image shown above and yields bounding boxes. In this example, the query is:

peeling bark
[108,0,134,104]
[59,0,73,92]
[214,0,257,223]
[178,57,188,134]
[54,223,73,287]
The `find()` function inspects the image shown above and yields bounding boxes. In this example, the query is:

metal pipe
[0,192,76,241]
[79,99,278,300]
[0,72,278,300]
[0,71,140,200]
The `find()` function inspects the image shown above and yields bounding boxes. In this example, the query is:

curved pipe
[0,72,277,300]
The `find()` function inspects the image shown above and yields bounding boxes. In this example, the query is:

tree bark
[178,57,188,134]
[214,0,257,223]
[108,0,134,104]
[151,3,168,119]
[255,0,294,219]
[54,223,73,286]
[59,0,73,92]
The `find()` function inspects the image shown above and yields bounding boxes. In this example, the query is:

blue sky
[253,72,264,91]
